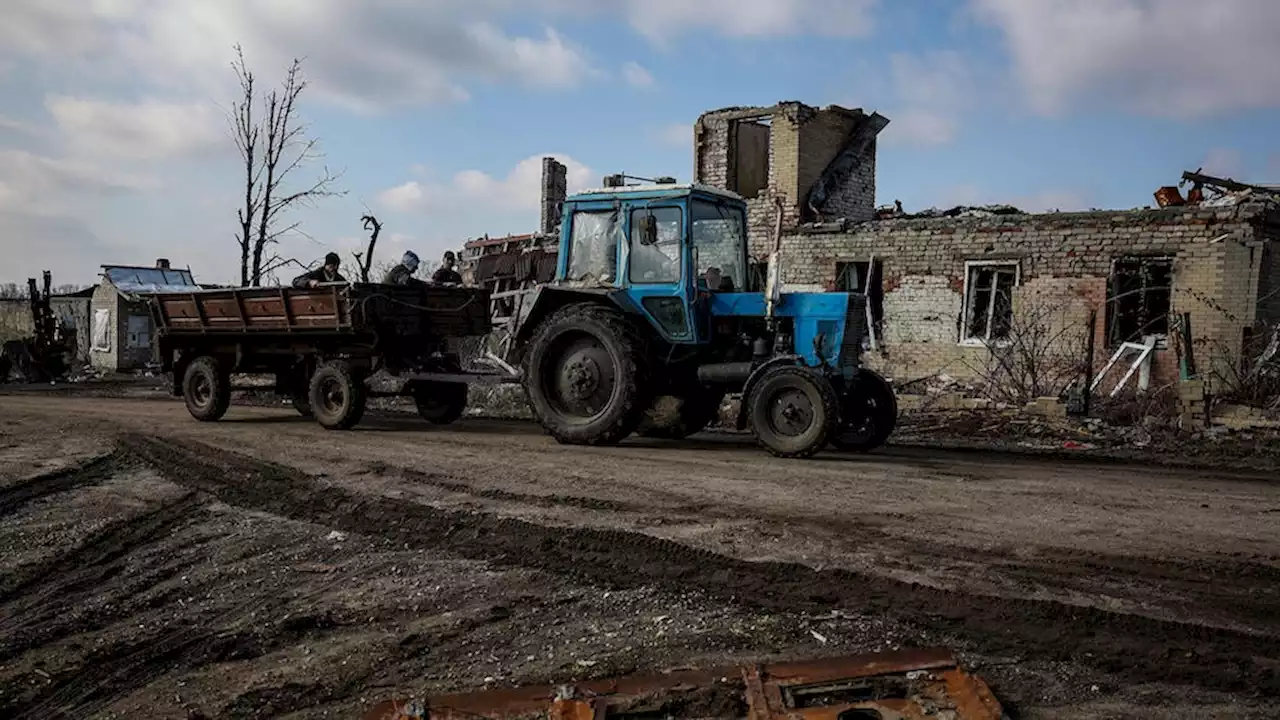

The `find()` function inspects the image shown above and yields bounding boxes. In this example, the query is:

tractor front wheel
[309,360,367,430]
[522,304,651,446]
[830,369,897,452]
[747,365,838,459]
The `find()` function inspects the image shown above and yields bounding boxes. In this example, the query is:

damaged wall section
[780,200,1280,390]
[694,102,884,264]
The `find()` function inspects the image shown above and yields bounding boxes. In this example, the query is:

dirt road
[1,394,1278,718]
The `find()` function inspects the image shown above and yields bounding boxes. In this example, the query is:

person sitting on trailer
[431,250,463,285]
[292,252,346,288]
[383,250,421,285]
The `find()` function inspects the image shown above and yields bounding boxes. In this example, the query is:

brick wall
[695,102,877,260]
[781,202,1275,389]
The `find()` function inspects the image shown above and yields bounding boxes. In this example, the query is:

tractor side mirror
[637,214,658,246]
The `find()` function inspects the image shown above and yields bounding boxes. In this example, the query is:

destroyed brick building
[693,101,1280,391]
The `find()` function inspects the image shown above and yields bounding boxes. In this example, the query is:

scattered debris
[364,649,1005,720]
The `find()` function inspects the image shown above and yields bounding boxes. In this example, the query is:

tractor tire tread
[523,303,652,446]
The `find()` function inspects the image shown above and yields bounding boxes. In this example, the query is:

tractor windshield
[690,200,747,292]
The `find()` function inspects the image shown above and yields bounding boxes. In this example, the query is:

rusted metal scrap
[363,648,1004,720]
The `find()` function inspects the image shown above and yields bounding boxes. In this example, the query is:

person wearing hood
[383,251,421,285]
[432,251,463,285]
[292,252,346,288]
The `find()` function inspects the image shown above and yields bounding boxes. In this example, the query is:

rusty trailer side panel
[152,283,491,339]
[363,648,1004,720]
[154,286,351,333]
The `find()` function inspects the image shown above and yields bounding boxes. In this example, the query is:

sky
[1,0,1278,287]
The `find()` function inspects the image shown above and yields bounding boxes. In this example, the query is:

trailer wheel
[309,360,367,430]
[747,365,838,459]
[522,304,651,445]
[830,369,897,452]
[411,381,468,425]
[183,356,231,422]
[291,393,313,417]
[638,391,725,440]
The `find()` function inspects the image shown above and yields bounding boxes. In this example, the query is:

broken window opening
[1107,256,1172,347]
[834,260,885,331]
[731,118,771,200]
[961,261,1019,345]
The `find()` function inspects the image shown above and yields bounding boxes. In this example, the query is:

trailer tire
[291,393,313,417]
[411,381,468,425]
[830,369,897,452]
[183,356,231,422]
[309,360,367,430]
[747,364,838,459]
[638,391,725,440]
[522,304,651,446]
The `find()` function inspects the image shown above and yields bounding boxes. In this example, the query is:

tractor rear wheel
[747,365,838,459]
[637,391,725,440]
[522,304,651,445]
[309,360,367,430]
[830,369,897,452]
[411,380,469,425]
[183,355,231,422]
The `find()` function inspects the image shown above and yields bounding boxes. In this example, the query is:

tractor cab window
[628,206,682,284]
[566,210,621,284]
[691,200,746,292]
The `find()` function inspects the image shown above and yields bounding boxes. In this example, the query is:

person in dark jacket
[431,251,463,284]
[292,252,346,288]
[382,251,421,285]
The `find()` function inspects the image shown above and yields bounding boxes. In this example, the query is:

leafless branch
[352,214,382,283]
[226,46,346,286]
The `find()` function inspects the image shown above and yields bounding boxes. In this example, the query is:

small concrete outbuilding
[90,259,200,372]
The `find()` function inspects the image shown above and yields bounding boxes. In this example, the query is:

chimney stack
[156,258,170,269]
[540,157,568,237]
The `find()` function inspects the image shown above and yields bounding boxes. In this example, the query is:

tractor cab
[554,181,749,344]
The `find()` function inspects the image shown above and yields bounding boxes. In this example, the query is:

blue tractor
[509,179,896,458]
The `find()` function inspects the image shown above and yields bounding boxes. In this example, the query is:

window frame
[959,259,1021,347]
[626,205,684,285]
[1106,255,1174,349]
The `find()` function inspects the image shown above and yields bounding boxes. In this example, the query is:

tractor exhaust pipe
[697,362,753,385]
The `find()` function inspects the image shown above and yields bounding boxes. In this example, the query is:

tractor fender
[510,286,640,363]
[733,354,805,430]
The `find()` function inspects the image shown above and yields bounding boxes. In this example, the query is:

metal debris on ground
[363,648,1004,720]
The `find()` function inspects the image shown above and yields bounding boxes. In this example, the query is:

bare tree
[228,45,344,286]
[968,299,1091,406]
[352,214,382,283]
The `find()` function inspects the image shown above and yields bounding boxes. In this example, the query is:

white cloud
[881,51,973,147]
[44,95,223,160]
[378,154,593,214]
[972,0,1280,117]
[622,61,655,88]
[621,0,876,40]
[0,2,598,112]
[0,148,146,209]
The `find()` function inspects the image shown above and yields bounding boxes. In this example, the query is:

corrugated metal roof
[102,266,200,294]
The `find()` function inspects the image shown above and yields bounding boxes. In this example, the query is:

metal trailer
[150,282,494,429]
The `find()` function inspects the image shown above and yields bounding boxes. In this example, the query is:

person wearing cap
[291,252,347,288]
[431,251,463,285]
[383,250,422,285]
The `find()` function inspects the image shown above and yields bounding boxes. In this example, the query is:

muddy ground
[0,390,1278,719]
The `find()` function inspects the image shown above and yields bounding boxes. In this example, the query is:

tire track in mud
[0,453,121,514]
[119,433,1280,699]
